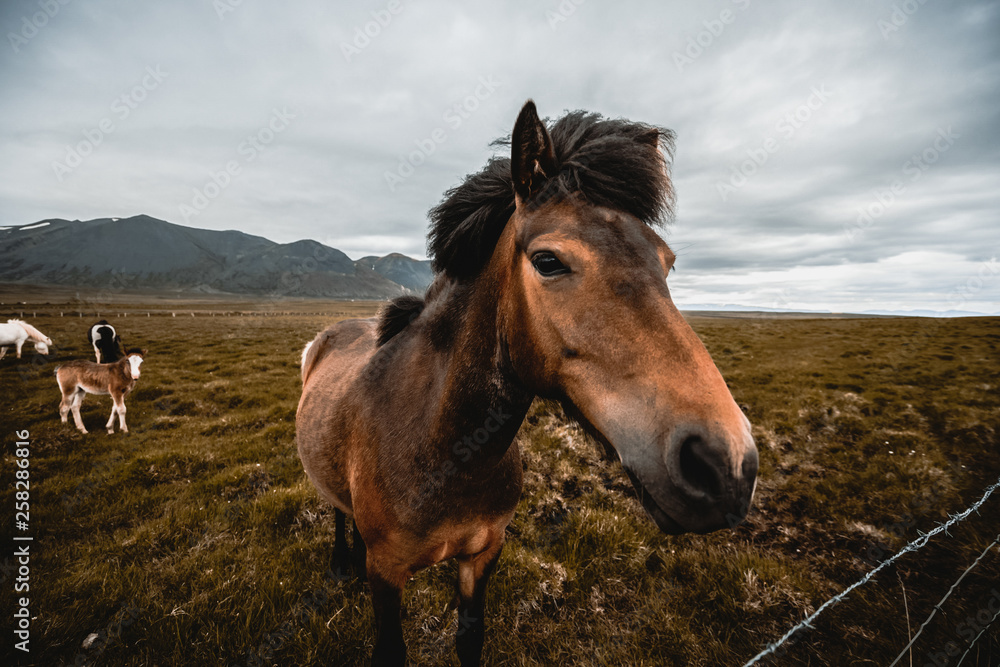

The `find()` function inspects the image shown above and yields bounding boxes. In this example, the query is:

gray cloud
[1,0,997,312]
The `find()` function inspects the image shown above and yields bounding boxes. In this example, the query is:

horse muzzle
[622,423,758,535]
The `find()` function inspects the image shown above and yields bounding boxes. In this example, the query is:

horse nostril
[677,435,724,500]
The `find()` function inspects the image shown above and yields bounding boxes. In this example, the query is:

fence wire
[742,476,1000,666]
[956,605,1000,666]
[888,535,999,666]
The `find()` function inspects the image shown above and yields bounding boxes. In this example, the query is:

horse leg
[455,539,504,667]
[117,397,128,433]
[368,564,408,667]
[71,391,88,434]
[106,397,117,433]
[106,398,122,434]
[352,520,368,580]
[0,346,6,360]
[59,390,71,423]
[16,339,23,358]
[330,509,350,576]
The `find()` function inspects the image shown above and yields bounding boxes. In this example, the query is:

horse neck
[112,357,132,380]
[19,322,40,340]
[419,269,533,463]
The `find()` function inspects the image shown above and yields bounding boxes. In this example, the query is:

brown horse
[56,349,146,434]
[296,100,758,666]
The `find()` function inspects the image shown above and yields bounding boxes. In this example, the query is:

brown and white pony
[297,101,758,666]
[0,319,52,359]
[56,349,146,434]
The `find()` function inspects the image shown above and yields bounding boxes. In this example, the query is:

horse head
[125,348,146,379]
[498,101,758,534]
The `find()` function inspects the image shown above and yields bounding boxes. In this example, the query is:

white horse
[0,320,52,360]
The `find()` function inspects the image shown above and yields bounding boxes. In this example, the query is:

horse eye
[531,251,570,277]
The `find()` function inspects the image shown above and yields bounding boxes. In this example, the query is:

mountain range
[677,303,998,318]
[2,217,995,316]
[0,215,434,299]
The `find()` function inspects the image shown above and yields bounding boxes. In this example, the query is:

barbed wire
[743,475,1000,666]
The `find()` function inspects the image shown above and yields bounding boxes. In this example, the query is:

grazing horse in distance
[296,100,758,666]
[56,349,145,434]
[88,319,123,363]
[0,319,52,359]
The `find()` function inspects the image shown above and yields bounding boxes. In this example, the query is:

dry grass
[1,296,998,666]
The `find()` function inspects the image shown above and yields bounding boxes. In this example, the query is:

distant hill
[355,253,435,292]
[857,308,997,318]
[0,215,434,299]
[678,303,833,314]
[679,303,998,318]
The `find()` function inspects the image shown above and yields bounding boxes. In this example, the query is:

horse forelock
[427,109,676,279]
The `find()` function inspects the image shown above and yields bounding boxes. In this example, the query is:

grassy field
[1,294,998,666]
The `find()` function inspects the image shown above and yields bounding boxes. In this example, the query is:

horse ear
[511,100,557,205]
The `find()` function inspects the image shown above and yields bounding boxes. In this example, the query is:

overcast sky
[2,0,998,313]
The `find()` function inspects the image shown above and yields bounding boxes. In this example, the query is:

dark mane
[376,295,425,346]
[428,110,676,278]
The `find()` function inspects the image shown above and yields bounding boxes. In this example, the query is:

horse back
[0,321,26,343]
[56,358,130,395]
[88,320,112,344]
[300,318,377,385]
